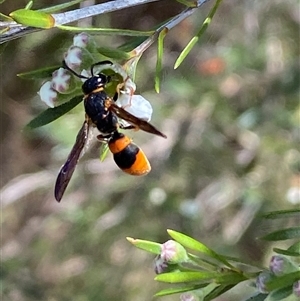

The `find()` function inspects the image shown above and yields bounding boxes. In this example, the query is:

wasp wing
[110,103,167,138]
[54,121,90,202]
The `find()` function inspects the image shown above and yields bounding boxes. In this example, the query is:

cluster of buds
[38,33,90,107]
[37,33,153,122]
[256,255,299,296]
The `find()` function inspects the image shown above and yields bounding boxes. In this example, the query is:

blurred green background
[1,0,299,300]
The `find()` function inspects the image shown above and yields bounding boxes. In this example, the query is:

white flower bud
[64,46,83,70]
[52,68,71,93]
[73,33,89,48]
[38,81,57,108]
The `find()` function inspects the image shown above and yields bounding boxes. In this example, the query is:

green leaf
[288,241,300,253]
[221,255,263,270]
[243,293,268,301]
[155,271,219,283]
[174,35,198,70]
[18,65,60,80]
[25,0,34,10]
[118,37,149,53]
[167,229,235,269]
[174,0,223,69]
[96,47,130,60]
[126,237,161,255]
[39,0,85,13]
[203,284,235,301]
[155,27,167,93]
[57,25,153,37]
[266,271,300,291]
[267,285,293,301]
[26,95,82,129]
[261,209,300,219]
[0,27,9,35]
[273,247,300,257]
[9,9,55,29]
[155,284,207,297]
[215,272,247,285]
[175,0,197,7]
[0,12,13,21]
[261,227,300,241]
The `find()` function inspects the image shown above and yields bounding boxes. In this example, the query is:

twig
[0,0,159,44]
[0,0,210,44]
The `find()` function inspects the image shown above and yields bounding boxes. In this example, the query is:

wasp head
[82,74,111,95]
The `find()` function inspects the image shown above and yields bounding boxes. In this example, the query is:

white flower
[52,68,71,93]
[73,33,89,48]
[38,81,57,108]
[116,94,152,122]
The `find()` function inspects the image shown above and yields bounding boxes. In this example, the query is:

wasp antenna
[90,60,113,77]
[62,60,88,79]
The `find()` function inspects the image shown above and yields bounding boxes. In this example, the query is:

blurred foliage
[1,1,299,301]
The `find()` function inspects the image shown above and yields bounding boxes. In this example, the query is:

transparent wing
[109,102,167,139]
[54,121,90,202]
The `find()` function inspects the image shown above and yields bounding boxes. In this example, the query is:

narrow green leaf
[215,272,247,285]
[39,0,85,13]
[0,12,13,21]
[175,0,197,7]
[25,0,34,10]
[126,237,161,255]
[273,247,300,257]
[267,286,293,301]
[155,284,207,297]
[167,229,235,269]
[221,255,263,270]
[288,241,300,253]
[57,25,153,37]
[174,36,198,70]
[243,292,268,301]
[203,284,235,301]
[155,271,219,283]
[174,0,223,69]
[0,27,9,35]
[26,95,82,129]
[18,65,59,80]
[261,227,300,241]
[118,37,149,53]
[266,271,300,291]
[155,27,168,93]
[9,9,55,29]
[261,209,300,219]
[97,47,130,60]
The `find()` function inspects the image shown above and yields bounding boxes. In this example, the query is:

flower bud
[73,33,89,48]
[256,271,274,294]
[293,280,300,297]
[269,255,298,276]
[154,254,169,274]
[51,68,71,93]
[160,240,189,264]
[64,46,83,70]
[38,81,57,107]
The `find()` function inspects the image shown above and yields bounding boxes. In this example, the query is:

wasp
[54,60,166,202]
